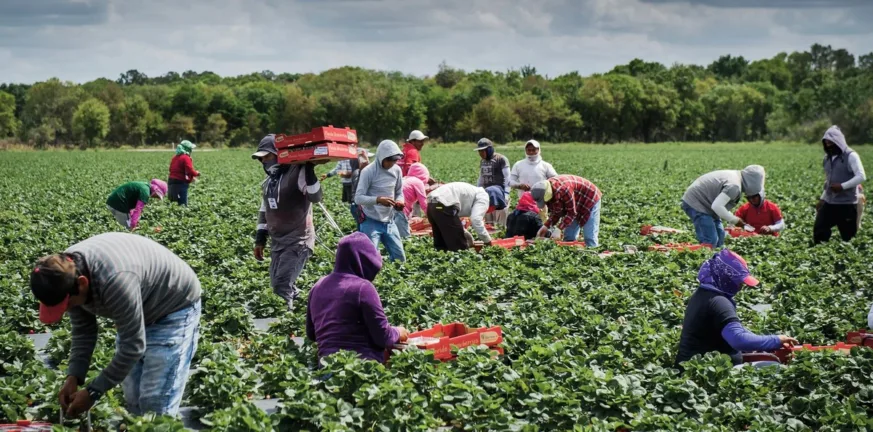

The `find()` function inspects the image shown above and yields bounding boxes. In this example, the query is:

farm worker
[29,232,201,417]
[320,159,354,203]
[350,148,374,231]
[476,138,511,228]
[106,179,167,231]
[167,140,200,206]
[675,249,797,369]
[354,139,407,262]
[398,130,430,178]
[532,175,602,247]
[814,126,867,244]
[306,232,409,363]
[396,163,431,239]
[509,140,557,195]
[251,134,323,311]
[426,183,506,251]
[681,165,766,248]
[506,192,544,240]
[734,194,785,236]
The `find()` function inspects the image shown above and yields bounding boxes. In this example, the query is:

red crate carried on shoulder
[386,322,504,362]
[275,126,358,148]
[847,330,873,348]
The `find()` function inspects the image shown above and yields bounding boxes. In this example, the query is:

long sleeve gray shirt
[65,233,201,393]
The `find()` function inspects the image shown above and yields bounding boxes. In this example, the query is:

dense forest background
[0,43,871,148]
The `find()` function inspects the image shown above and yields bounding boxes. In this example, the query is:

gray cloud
[0,0,871,84]
[640,0,873,7]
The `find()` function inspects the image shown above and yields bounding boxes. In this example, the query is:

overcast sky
[1,0,872,84]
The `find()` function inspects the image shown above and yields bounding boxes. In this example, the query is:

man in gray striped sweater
[29,232,201,417]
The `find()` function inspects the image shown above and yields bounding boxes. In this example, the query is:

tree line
[0,43,871,148]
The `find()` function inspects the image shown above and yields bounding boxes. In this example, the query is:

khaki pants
[858,196,866,231]
[485,209,507,228]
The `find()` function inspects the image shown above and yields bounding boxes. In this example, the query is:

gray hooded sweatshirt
[821,126,866,204]
[355,140,404,222]
[683,165,766,223]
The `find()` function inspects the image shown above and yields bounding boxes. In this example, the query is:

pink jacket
[402,163,430,217]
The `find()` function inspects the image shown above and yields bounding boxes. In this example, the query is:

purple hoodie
[306,232,400,362]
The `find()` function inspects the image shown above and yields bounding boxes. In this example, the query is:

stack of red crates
[275,126,358,165]
[386,322,504,362]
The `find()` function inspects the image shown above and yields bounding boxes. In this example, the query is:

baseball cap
[408,130,428,141]
[525,140,541,149]
[251,134,278,159]
[30,256,78,324]
[530,180,549,209]
[475,138,493,151]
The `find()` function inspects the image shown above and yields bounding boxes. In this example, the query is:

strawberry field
[2,142,873,431]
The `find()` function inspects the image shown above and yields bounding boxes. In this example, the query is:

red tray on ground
[408,217,497,237]
[648,243,712,253]
[277,141,358,165]
[0,420,54,431]
[725,226,759,238]
[771,342,858,364]
[275,126,358,148]
[490,236,529,250]
[386,322,504,362]
[556,241,586,248]
[640,225,684,236]
[846,330,873,348]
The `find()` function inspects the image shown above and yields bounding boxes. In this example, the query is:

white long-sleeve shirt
[821,152,867,200]
[712,193,741,225]
[509,159,558,192]
[427,182,492,242]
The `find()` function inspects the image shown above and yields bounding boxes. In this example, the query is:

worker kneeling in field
[734,193,785,236]
[106,179,167,231]
[306,232,408,363]
[532,175,602,247]
[252,135,323,311]
[681,165,766,248]
[426,183,506,251]
[396,162,431,238]
[505,192,543,240]
[29,233,201,417]
[675,249,797,370]
[814,125,867,244]
[355,140,407,262]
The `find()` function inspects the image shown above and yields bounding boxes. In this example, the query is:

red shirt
[169,154,199,183]
[398,143,420,177]
[734,200,782,236]
[545,175,602,230]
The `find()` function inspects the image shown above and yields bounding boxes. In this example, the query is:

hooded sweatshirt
[305,232,400,363]
[427,182,492,242]
[821,126,866,204]
[402,163,430,217]
[682,166,765,224]
[510,142,557,194]
[506,192,543,239]
[355,140,404,222]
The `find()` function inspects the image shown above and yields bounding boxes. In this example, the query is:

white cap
[525,139,540,149]
[408,130,428,141]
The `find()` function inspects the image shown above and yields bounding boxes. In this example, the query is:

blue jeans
[168,180,189,206]
[350,204,361,232]
[562,200,601,247]
[119,299,201,416]
[360,217,406,262]
[681,201,725,247]
[394,212,410,238]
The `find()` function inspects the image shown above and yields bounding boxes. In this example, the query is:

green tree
[0,91,18,138]
[202,113,228,145]
[72,99,111,148]
[167,114,196,142]
[456,96,520,142]
[20,78,85,146]
[120,94,151,147]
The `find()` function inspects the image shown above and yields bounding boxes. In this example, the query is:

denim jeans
[681,200,725,247]
[562,200,601,247]
[360,217,406,262]
[119,299,201,416]
[394,212,411,238]
[168,180,189,206]
[350,204,361,232]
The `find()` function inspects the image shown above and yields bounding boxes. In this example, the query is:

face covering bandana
[263,161,278,174]
[527,153,541,164]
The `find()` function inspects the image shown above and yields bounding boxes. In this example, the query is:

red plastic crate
[490,236,529,250]
[275,126,358,148]
[277,141,358,165]
[409,217,497,237]
[647,242,712,253]
[772,342,857,364]
[725,226,758,238]
[555,241,586,248]
[846,330,873,348]
[640,225,684,236]
[387,322,504,361]
[0,420,54,431]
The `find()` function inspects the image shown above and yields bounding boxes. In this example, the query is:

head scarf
[697,249,760,302]
[525,140,542,165]
[150,179,168,200]
[516,192,540,213]
[176,140,196,155]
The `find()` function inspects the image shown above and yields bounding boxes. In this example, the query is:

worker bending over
[426,183,506,251]
[681,165,766,247]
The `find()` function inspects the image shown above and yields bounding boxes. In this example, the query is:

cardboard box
[277,142,358,165]
[275,126,358,148]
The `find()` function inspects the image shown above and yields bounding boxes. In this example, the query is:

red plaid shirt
[545,175,602,230]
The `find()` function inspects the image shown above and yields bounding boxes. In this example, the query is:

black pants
[341,183,353,203]
[813,203,858,244]
[427,203,468,252]
[167,179,189,206]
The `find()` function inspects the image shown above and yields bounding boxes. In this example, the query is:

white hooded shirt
[509,144,557,195]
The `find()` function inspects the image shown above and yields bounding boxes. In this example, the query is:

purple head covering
[697,249,759,298]
[334,232,383,282]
